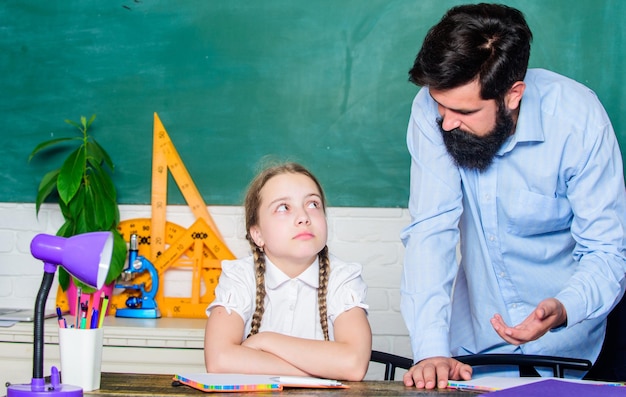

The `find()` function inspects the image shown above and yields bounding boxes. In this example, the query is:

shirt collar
[264,257,320,290]
[499,71,545,155]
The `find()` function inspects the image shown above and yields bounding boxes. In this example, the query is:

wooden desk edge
[88,372,480,396]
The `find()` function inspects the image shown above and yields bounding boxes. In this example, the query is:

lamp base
[7,368,82,397]
[7,381,82,397]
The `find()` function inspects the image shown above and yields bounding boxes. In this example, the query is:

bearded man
[399,3,626,389]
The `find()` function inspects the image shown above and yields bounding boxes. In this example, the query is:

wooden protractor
[113,217,230,318]
[117,217,188,258]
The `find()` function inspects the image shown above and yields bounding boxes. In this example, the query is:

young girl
[204,162,371,381]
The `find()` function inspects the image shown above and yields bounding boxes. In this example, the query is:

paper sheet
[448,376,625,393]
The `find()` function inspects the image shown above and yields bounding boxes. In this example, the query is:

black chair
[584,293,626,382]
[370,350,592,381]
[454,354,591,378]
[370,350,413,380]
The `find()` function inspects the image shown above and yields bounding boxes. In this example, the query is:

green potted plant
[29,114,127,295]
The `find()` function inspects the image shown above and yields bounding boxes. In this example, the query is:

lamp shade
[30,232,114,289]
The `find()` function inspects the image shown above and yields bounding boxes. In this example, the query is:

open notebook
[0,307,58,322]
[173,374,349,392]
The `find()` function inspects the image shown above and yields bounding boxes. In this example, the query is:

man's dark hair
[409,3,533,100]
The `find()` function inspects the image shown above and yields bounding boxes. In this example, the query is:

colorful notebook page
[173,373,348,393]
[174,374,281,392]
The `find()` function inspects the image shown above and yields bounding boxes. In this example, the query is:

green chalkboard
[1,1,624,207]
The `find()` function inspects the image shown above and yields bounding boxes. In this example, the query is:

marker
[56,307,66,328]
[90,309,99,329]
[98,295,109,328]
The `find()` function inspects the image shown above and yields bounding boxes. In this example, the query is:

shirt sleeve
[399,88,464,362]
[206,258,255,323]
[326,257,369,324]
[552,94,626,327]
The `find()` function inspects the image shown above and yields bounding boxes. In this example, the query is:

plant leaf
[28,137,81,161]
[88,139,114,170]
[58,147,85,204]
[58,197,73,223]
[73,277,96,294]
[90,171,116,228]
[64,119,83,132]
[75,211,91,236]
[85,183,108,230]
[58,267,70,291]
[57,220,75,238]
[81,184,96,230]
[86,141,104,165]
[65,188,87,233]
[85,114,96,129]
[91,164,117,203]
[105,229,128,285]
[35,169,59,215]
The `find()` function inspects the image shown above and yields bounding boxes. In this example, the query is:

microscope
[115,234,162,318]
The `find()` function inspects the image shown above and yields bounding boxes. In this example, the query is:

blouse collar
[264,256,320,290]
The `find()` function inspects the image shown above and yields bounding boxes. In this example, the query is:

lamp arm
[33,270,55,380]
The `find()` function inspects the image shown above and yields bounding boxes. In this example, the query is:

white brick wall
[0,203,413,361]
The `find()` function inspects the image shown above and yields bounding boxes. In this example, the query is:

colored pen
[90,309,99,329]
[95,294,104,328]
[86,293,96,329]
[75,287,82,328]
[271,376,343,387]
[80,302,87,329]
[56,307,66,328]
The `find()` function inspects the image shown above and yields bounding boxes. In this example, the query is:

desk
[1,317,409,395]
[88,373,482,396]
[0,317,206,396]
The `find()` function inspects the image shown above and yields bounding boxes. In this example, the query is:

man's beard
[438,105,515,172]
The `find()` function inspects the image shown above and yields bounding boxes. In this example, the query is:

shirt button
[489,235,495,242]
[499,272,505,278]
[289,305,295,311]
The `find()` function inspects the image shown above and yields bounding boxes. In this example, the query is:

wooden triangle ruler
[151,112,224,261]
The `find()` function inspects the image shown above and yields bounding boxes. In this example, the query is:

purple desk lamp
[7,231,113,397]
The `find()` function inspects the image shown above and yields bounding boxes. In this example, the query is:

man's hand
[403,357,472,389]
[490,298,567,345]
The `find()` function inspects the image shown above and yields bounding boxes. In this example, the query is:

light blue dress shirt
[400,69,626,367]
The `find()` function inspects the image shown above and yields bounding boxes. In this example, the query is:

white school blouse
[207,254,368,341]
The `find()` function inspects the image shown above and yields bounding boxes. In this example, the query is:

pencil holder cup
[58,327,104,391]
